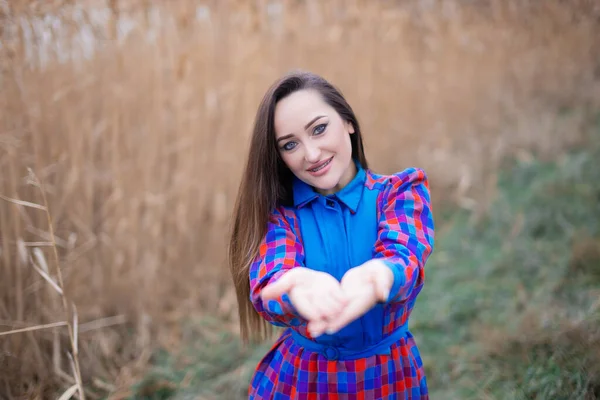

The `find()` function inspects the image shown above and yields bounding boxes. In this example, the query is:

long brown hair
[228,71,369,343]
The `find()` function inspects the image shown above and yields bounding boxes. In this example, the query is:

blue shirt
[292,164,388,349]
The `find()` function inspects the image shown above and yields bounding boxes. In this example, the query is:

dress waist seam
[289,323,409,361]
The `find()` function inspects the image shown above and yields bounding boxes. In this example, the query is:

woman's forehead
[274,90,333,135]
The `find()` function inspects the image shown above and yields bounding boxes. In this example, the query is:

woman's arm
[312,168,435,336]
[249,207,307,327]
[373,168,435,304]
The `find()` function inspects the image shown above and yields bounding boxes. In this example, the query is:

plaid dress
[249,164,435,399]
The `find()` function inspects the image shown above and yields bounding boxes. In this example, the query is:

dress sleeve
[249,206,306,327]
[373,168,435,304]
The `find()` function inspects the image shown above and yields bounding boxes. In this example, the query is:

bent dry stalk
[0,169,86,400]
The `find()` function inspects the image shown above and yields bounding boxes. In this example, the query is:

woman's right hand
[260,267,348,336]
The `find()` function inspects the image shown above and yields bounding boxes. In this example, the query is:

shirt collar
[292,160,366,213]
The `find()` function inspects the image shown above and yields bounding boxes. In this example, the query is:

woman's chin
[309,177,340,195]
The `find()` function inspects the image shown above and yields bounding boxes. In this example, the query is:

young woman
[229,71,435,399]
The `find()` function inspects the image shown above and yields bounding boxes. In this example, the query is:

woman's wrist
[360,259,394,302]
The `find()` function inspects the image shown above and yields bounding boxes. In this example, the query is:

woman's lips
[307,157,333,176]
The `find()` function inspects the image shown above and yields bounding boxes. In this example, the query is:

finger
[329,284,350,305]
[325,297,372,335]
[289,291,326,323]
[312,293,345,320]
[260,272,296,301]
[307,319,328,338]
[371,268,392,302]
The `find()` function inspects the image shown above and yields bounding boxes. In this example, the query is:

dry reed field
[1,0,599,398]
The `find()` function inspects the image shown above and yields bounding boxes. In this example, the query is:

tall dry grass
[1,0,599,396]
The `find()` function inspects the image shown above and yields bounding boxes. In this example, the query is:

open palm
[261,261,393,337]
[261,267,348,330]
[314,260,393,336]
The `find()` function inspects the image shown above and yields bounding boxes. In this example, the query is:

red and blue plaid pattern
[248,168,434,399]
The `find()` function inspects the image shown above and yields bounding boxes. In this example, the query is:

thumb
[371,264,393,302]
[260,271,297,301]
[325,298,368,335]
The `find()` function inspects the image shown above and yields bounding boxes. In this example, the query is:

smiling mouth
[308,157,333,173]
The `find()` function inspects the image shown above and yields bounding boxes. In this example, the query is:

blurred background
[1,1,599,399]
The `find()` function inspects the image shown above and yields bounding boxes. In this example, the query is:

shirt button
[323,346,340,361]
[326,199,335,207]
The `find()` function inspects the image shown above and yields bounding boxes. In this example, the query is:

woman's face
[274,89,356,195]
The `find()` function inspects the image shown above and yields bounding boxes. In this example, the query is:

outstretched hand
[260,260,394,337]
[318,260,393,336]
[261,267,349,334]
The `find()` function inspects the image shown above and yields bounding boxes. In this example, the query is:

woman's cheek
[284,152,303,173]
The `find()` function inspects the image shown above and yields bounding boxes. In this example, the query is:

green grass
[127,126,600,400]
[127,317,274,400]
[414,132,600,399]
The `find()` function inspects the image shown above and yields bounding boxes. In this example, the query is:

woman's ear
[346,121,355,134]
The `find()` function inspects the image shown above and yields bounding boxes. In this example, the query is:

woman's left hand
[309,259,394,337]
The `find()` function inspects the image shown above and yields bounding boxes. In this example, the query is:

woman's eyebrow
[304,115,325,130]
[276,116,327,143]
[276,134,294,144]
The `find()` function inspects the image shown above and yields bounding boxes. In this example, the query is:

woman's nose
[304,143,321,163]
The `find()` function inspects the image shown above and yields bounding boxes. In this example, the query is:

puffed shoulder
[378,167,430,207]
[368,167,430,199]
[387,167,429,188]
[268,205,298,225]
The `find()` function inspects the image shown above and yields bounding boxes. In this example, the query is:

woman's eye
[282,141,297,151]
[313,123,327,135]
